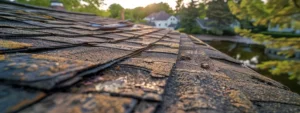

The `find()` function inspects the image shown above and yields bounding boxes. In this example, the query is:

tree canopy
[16,0,49,7]
[228,0,300,28]
[108,3,123,19]
[109,2,173,23]
[16,0,110,17]
[206,0,235,28]
[175,0,184,13]
[229,0,300,82]
[179,0,201,33]
[144,2,174,16]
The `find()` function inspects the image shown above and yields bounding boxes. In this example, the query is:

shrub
[177,28,185,32]
[223,28,236,36]
[252,25,268,33]
[208,28,223,36]
[177,26,203,34]
[190,26,203,34]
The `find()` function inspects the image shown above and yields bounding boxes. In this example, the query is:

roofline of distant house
[145,11,179,21]
[0,1,95,16]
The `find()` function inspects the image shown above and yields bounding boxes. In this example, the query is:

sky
[102,0,190,10]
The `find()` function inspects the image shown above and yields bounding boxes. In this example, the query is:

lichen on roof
[0,55,5,60]
[0,1,299,113]
[0,39,32,49]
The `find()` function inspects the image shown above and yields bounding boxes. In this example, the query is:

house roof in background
[196,18,240,30]
[0,1,300,113]
[146,11,171,21]
[196,18,218,29]
[154,11,171,20]
[146,12,158,19]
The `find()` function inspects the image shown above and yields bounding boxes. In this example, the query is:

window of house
[165,23,167,26]
[158,24,160,26]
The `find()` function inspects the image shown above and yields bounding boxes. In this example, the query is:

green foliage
[236,28,300,81]
[235,29,300,52]
[206,0,235,28]
[260,31,300,38]
[223,28,236,36]
[239,19,254,29]
[177,28,186,32]
[144,2,174,16]
[208,28,223,36]
[109,3,123,18]
[228,0,300,28]
[190,26,203,34]
[180,0,199,34]
[17,0,173,24]
[198,2,207,19]
[16,0,110,17]
[98,10,110,17]
[258,61,300,82]
[230,0,300,82]
[176,0,184,13]
[62,0,107,16]
[251,25,268,33]
[109,2,172,22]
[16,0,49,7]
[131,7,146,21]
[135,20,147,24]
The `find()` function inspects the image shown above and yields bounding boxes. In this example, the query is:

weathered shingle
[0,1,299,113]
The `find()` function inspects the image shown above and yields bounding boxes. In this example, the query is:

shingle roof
[146,11,171,21]
[146,13,158,19]
[0,1,300,113]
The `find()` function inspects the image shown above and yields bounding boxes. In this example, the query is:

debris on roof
[0,1,299,113]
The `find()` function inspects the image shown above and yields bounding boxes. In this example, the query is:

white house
[144,11,180,30]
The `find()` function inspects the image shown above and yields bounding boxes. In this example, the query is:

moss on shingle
[0,54,5,61]
[0,39,32,49]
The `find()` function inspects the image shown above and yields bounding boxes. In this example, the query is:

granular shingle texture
[0,1,299,113]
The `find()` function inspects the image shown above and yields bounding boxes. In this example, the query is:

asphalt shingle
[0,1,299,113]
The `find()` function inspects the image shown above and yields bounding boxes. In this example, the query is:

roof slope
[146,11,171,21]
[0,1,299,113]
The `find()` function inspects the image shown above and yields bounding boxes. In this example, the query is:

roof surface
[0,1,300,113]
[146,11,171,21]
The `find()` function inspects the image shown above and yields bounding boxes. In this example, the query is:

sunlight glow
[102,0,190,10]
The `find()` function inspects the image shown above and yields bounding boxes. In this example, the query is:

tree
[206,0,235,28]
[108,3,124,18]
[61,0,105,15]
[144,2,174,16]
[198,2,206,19]
[180,0,201,33]
[229,0,300,82]
[16,0,49,7]
[16,0,109,17]
[175,0,183,13]
[132,7,146,21]
[228,0,300,28]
